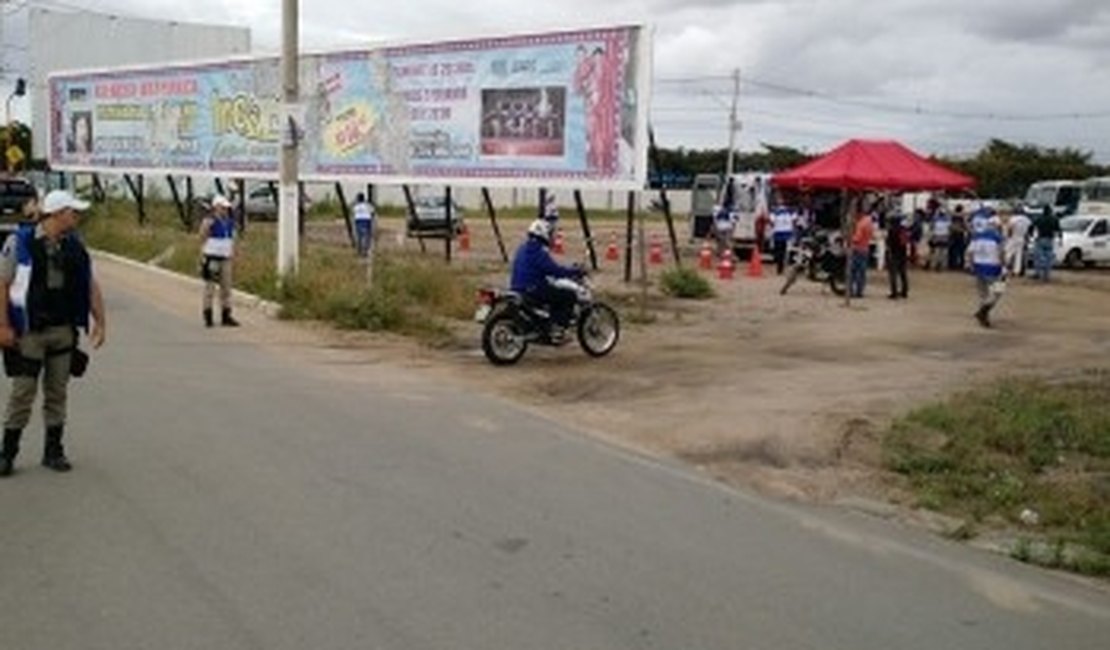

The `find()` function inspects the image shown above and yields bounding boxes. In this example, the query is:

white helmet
[527,218,552,243]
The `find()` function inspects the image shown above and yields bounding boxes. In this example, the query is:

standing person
[199,195,240,327]
[769,195,796,275]
[948,205,968,270]
[885,213,910,299]
[1005,208,1033,276]
[909,208,926,267]
[849,207,875,298]
[0,190,106,476]
[1031,205,1061,281]
[968,217,1007,328]
[711,203,735,257]
[352,192,376,259]
[926,200,951,272]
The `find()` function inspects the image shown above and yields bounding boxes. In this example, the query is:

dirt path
[97,218,1110,507]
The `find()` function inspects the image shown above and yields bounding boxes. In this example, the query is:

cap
[211,195,232,209]
[41,190,90,215]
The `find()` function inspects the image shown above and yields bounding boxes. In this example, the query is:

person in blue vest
[199,195,240,327]
[510,219,584,342]
[769,194,797,275]
[968,216,1007,328]
[0,190,106,476]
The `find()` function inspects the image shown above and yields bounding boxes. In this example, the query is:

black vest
[26,236,89,331]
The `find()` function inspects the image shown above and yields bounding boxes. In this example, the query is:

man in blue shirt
[510,220,584,338]
[968,216,1006,328]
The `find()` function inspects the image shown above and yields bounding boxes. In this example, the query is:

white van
[1021,180,1081,217]
[1078,177,1110,215]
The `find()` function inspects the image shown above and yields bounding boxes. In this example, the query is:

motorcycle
[779,230,847,296]
[475,276,621,366]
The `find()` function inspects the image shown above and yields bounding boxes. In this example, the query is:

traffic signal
[14,78,26,97]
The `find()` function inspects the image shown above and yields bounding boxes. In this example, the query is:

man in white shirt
[1004,209,1033,276]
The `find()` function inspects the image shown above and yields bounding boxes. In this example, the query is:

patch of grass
[884,371,1110,575]
[82,199,480,345]
[660,267,715,299]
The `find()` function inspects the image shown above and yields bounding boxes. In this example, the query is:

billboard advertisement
[48,25,651,189]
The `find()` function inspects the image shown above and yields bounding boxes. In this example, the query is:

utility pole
[725,67,740,179]
[278,0,300,278]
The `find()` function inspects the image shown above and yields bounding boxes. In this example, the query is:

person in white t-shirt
[353,193,376,258]
[1004,209,1032,276]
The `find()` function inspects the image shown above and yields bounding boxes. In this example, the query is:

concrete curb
[90,249,283,319]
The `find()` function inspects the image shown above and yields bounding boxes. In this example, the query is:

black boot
[203,308,214,328]
[1,428,22,477]
[221,308,240,327]
[42,425,72,472]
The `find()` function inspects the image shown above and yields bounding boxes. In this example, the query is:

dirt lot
[296,216,1110,505]
[107,214,1110,509]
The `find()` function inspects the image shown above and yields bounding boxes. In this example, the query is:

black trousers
[773,239,789,275]
[532,283,578,327]
[887,255,909,297]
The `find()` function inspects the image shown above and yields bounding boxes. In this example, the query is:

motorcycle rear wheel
[577,303,620,357]
[482,311,528,365]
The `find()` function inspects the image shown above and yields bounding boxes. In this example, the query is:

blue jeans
[1033,238,1054,280]
[850,251,869,297]
[355,221,373,257]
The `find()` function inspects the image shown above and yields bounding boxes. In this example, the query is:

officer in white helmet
[509,219,584,341]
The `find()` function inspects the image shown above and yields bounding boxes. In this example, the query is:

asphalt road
[0,260,1107,650]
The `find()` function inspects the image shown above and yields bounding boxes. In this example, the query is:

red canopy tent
[772,139,975,191]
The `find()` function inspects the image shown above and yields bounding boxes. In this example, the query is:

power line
[655,73,1110,122]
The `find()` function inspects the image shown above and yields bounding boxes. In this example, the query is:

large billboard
[48,25,651,189]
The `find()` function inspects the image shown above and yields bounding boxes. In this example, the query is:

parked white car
[1053,215,1110,268]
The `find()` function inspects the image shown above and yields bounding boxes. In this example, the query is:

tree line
[652,139,1110,198]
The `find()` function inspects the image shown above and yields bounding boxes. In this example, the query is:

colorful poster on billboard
[48,25,650,189]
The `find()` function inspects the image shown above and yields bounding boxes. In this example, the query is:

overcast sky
[8,0,1110,162]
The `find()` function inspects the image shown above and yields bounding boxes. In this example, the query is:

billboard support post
[481,187,508,264]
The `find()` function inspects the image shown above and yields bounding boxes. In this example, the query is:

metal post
[186,177,196,230]
[235,178,246,232]
[574,190,598,271]
[649,127,681,266]
[335,182,354,248]
[624,191,635,283]
[277,0,300,278]
[167,176,187,229]
[444,186,453,263]
[402,185,426,253]
[482,187,508,263]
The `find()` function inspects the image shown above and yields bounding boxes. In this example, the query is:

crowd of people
[714,190,1068,328]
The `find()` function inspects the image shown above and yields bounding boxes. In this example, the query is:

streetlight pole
[278,0,300,278]
[725,67,740,179]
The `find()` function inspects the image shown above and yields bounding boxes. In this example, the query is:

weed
[660,267,715,299]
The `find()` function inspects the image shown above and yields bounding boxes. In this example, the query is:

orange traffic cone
[552,231,565,255]
[699,240,714,270]
[649,234,664,265]
[717,253,735,280]
[459,224,471,252]
[605,233,620,262]
[746,246,764,278]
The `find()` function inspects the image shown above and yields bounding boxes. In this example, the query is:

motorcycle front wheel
[577,303,620,357]
[482,311,528,365]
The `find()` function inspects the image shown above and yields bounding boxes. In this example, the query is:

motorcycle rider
[510,219,584,341]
